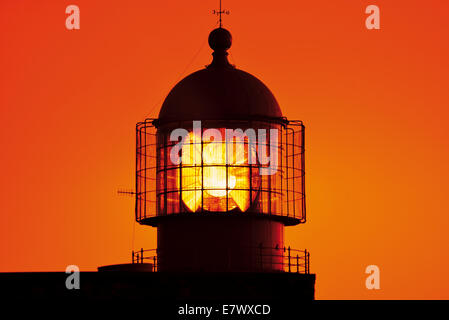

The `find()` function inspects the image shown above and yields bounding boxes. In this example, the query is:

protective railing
[131,246,310,274]
[131,248,158,272]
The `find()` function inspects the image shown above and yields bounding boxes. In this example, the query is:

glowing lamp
[179,131,257,212]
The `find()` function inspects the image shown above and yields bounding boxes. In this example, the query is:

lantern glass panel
[178,130,259,212]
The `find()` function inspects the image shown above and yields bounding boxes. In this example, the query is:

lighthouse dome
[157,28,283,123]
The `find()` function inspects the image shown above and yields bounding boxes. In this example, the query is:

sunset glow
[1,0,449,299]
[179,131,255,212]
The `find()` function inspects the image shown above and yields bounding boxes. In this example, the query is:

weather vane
[212,0,230,28]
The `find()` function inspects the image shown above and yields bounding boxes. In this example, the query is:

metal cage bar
[136,119,305,223]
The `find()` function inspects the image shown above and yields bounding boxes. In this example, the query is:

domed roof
[157,28,283,124]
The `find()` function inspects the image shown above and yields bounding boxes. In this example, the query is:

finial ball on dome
[208,28,232,51]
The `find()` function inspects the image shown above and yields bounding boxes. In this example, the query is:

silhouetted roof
[157,28,283,123]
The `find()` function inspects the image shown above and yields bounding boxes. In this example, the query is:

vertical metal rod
[296,254,299,273]
[268,126,272,215]
[225,129,229,212]
[292,130,296,218]
[308,251,310,274]
[219,0,222,27]
[249,122,253,208]
[132,250,134,264]
[302,124,306,222]
[305,249,308,274]
[280,125,283,215]
[141,248,144,263]
[288,246,291,273]
[179,133,183,213]
[144,124,147,219]
[201,128,204,212]
[249,158,253,208]
[286,129,289,216]
[164,131,168,215]
[135,126,139,221]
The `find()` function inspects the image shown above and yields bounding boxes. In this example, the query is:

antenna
[212,0,230,28]
[117,189,137,197]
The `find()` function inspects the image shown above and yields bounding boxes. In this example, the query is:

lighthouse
[1,25,316,305]
[134,26,311,280]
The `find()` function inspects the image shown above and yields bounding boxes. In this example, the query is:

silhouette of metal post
[288,246,291,273]
[213,0,230,28]
[305,249,308,274]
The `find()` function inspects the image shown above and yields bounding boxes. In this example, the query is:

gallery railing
[131,245,310,274]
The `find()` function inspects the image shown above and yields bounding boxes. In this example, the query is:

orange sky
[1,0,448,299]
